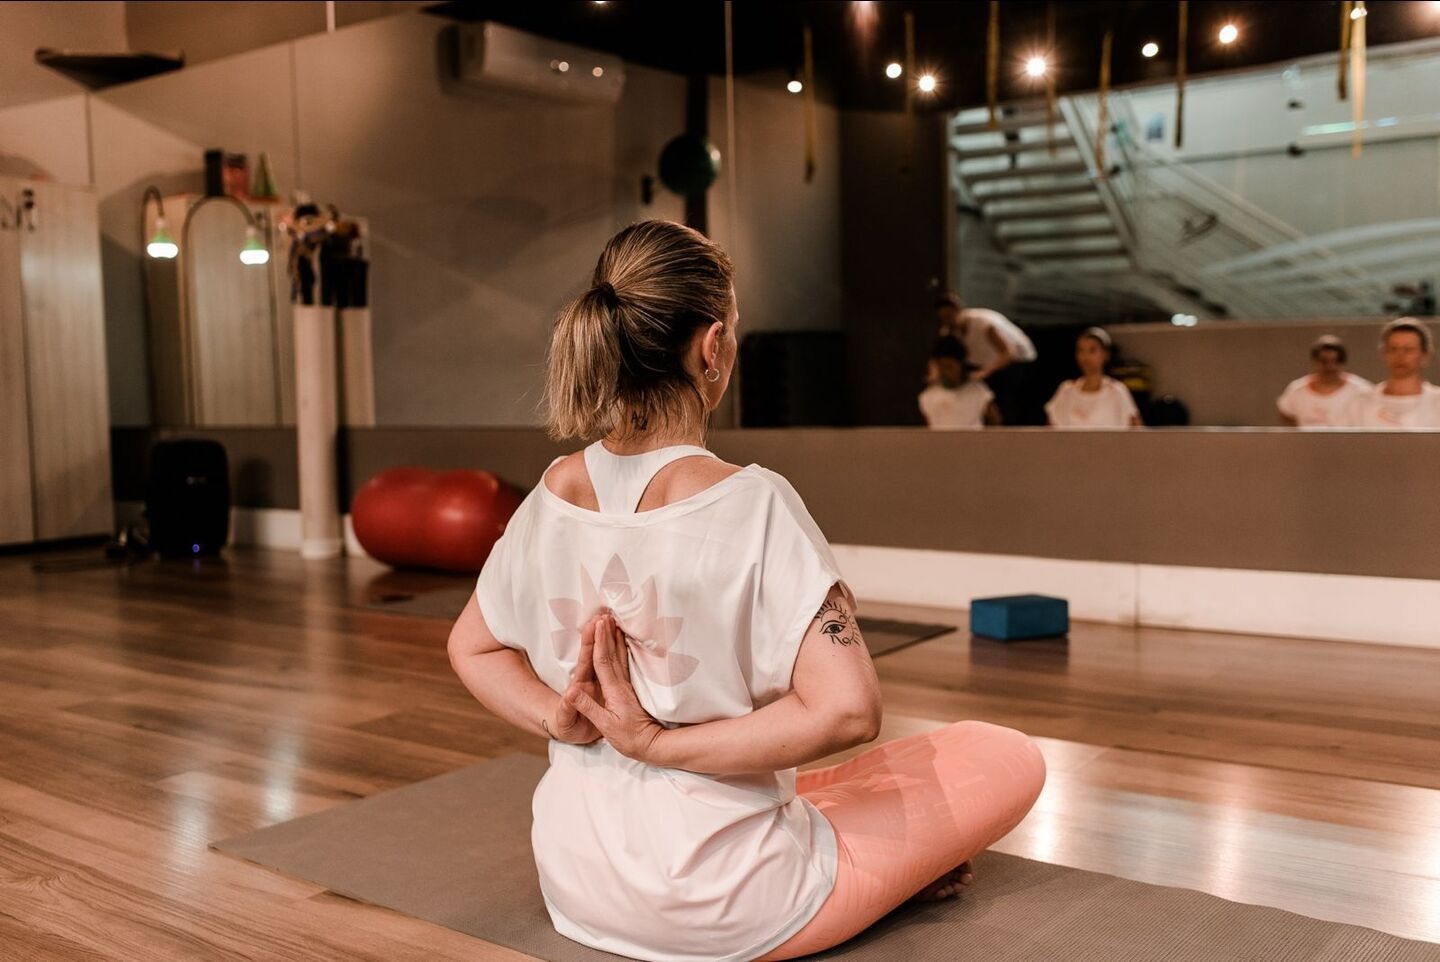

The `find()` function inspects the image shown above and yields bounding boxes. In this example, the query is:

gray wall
[114,425,1440,582]
[840,110,948,427]
[125,1,429,65]
[1114,318,1419,426]
[0,8,847,430]
[0,2,126,113]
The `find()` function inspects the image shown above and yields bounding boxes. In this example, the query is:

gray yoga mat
[213,753,1440,962]
[362,587,955,657]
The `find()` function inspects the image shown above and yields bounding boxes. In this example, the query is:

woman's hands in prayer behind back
[564,612,668,762]
[546,613,608,745]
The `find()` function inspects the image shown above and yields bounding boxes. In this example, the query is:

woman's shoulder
[542,451,593,506]
[546,446,750,512]
[659,456,748,503]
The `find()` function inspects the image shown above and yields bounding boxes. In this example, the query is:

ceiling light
[885,61,903,79]
[1025,56,1047,78]
[146,216,178,259]
[1141,41,1159,58]
[1218,23,1238,44]
[239,225,270,266]
[592,66,604,77]
[1349,4,1366,18]
[917,73,937,93]
[787,79,803,93]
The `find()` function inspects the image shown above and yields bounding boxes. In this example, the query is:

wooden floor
[0,544,1437,959]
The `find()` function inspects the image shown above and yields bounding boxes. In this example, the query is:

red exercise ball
[351,467,524,573]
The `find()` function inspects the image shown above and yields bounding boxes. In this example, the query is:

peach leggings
[758,720,1047,960]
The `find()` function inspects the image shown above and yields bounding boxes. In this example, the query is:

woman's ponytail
[544,220,735,441]
[545,287,623,440]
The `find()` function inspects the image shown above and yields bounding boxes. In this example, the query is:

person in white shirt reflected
[1045,327,1142,429]
[919,336,1002,429]
[1341,319,1440,429]
[1275,335,1371,428]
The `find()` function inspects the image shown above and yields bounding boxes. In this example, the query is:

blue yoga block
[970,594,1069,641]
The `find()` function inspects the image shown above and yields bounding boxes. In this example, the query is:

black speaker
[739,331,849,427]
[146,439,231,559]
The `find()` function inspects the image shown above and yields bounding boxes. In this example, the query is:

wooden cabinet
[0,177,113,545]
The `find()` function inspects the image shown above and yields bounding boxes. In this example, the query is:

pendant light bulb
[239,224,270,265]
[146,216,179,259]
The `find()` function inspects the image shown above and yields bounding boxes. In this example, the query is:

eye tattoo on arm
[816,599,863,647]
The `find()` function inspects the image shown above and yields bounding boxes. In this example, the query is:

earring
[704,367,721,383]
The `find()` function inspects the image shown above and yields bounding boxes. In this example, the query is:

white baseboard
[834,543,1438,650]
[830,545,1138,625]
[1136,564,1440,649]
[115,502,1438,649]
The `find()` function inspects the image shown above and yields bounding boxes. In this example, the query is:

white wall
[1125,40,1440,235]
[0,10,693,427]
[289,14,686,427]
[124,1,429,67]
[0,8,848,429]
[0,1,126,111]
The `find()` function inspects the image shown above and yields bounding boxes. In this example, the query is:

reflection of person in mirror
[1341,319,1440,428]
[1276,335,1371,428]
[1045,327,1141,429]
[934,293,1036,424]
[919,336,1001,429]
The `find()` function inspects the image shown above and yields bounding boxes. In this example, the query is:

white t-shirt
[919,380,995,428]
[475,447,847,962]
[1276,373,1372,427]
[959,308,1038,366]
[1045,377,1140,428]
[1340,381,1440,428]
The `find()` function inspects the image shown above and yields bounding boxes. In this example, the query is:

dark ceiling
[427,1,1440,110]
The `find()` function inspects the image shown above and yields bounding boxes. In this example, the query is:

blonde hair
[545,220,735,441]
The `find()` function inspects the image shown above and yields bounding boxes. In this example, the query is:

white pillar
[339,306,376,426]
[293,303,343,559]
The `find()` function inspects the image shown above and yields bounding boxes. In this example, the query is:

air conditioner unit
[452,22,625,105]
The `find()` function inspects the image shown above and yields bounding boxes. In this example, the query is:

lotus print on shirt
[547,555,699,687]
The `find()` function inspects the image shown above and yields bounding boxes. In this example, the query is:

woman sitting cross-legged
[447,220,1047,962]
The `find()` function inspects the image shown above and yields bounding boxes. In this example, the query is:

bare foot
[910,860,975,902]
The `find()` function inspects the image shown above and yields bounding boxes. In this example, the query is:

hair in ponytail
[544,220,735,441]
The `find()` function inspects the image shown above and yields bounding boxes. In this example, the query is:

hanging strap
[583,442,719,514]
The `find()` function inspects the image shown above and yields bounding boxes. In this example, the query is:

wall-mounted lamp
[184,194,271,267]
[143,187,178,258]
[142,186,272,266]
[240,224,271,265]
